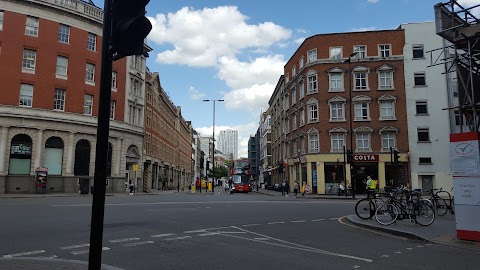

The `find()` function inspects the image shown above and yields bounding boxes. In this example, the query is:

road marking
[184,230,206,233]
[215,231,247,234]
[353,265,361,268]
[228,226,373,263]
[311,219,325,222]
[60,243,89,250]
[254,238,270,241]
[417,245,424,248]
[395,251,402,254]
[109,238,140,243]
[267,221,285,225]
[337,216,408,240]
[426,244,433,246]
[122,241,154,247]
[198,232,219,237]
[381,255,389,258]
[151,233,175,238]
[242,224,261,227]
[3,250,46,258]
[291,220,306,223]
[165,236,192,241]
[71,247,109,255]
[406,248,413,250]
[330,218,340,221]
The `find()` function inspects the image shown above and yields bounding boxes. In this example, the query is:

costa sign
[353,154,379,162]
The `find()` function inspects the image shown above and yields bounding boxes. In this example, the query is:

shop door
[421,175,433,192]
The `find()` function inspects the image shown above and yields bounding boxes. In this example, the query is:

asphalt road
[1,191,479,270]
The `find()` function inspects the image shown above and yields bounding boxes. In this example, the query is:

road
[0,191,479,270]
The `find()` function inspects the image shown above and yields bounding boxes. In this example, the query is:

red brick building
[279,30,409,194]
[0,0,146,194]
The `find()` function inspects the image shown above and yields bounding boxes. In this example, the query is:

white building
[217,129,238,159]
[401,22,456,191]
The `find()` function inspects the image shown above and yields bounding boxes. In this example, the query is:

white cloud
[367,0,379,3]
[188,86,205,100]
[457,0,480,17]
[351,27,376,32]
[294,37,306,44]
[147,6,291,68]
[223,83,275,113]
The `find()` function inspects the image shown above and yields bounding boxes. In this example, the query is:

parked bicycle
[426,188,448,216]
[355,187,394,220]
[435,188,455,215]
[375,189,435,226]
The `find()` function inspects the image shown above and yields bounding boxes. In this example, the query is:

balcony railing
[32,0,105,22]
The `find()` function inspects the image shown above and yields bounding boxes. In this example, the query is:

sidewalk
[0,257,124,270]
[346,214,480,252]
[252,187,367,200]
[0,190,178,199]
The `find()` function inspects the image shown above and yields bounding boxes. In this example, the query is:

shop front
[352,154,379,194]
[324,162,345,195]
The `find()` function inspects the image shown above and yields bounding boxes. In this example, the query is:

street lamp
[203,99,224,193]
[344,52,357,199]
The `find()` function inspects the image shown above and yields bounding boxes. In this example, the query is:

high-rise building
[217,129,238,159]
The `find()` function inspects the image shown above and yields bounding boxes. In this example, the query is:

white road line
[406,248,413,250]
[337,216,408,240]
[71,247,109,255]
[381,255,389,258]
[267,221,285,225]
[417,245,424,248]
[329,218,340,220]
[311,219,325,221]
[165,236,192,241]
[215,231,247,234]
[109,238,140,243]
[122,241,154,247]
[395,251,402,254]
[60,244,89,250]
[242,224,261,227]
[291,220,306,223]
[198,232,219,237]
[184,230,206,233]
[228,226,373,263]
[254,238,270,241]
[3,250,46,258]
[151,233,175,238]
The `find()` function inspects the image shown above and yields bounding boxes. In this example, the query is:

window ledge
[417,141,431,143]
[413,57,426,60]
[308,120,319,124]
[379,118,397,121]
[415,113,429,116]
[356,149,373,153]
[377,87,395,91]
[414,85,428,88]
[354,119,371,122]
[22,69,35,74]
[353,88,370,92]
[419,163,433,165]
[329,119,346,123]
[85,81,96,86]
[111,88,117,92]
[56,74,68,80]
[328,89,345,93]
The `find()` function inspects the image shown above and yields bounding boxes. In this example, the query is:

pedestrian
[129,180,134,195]
[339,181,345,196]
[366,176,375,198]
[281,180,287,195]
[293,181,299,196]
[228,177,233,190]
[285,181,290,197]
[195,178,200,192]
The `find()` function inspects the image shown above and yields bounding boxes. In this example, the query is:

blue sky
[91,0,478,158]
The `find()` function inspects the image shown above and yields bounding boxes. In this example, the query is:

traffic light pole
[88,0,113,269]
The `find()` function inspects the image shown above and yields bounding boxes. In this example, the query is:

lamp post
[203,99,224,193]
[345,52,357,199]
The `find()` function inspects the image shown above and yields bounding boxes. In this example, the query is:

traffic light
[346,150,352,164]
[111,0,152,60]
[393,150,400,166]
[206,161,210,175]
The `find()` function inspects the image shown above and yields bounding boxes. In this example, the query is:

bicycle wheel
[434,197,448,216]
[355,199,375,219]
[414,200,435,226]
[375,202,398,226]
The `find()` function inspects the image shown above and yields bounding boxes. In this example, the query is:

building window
[300,109,305,126]
[129,105,140,125]
[354,45,366,59]
[56,56,68,77]
[414,72,426,86]
[416,101,428,114]
[307,49,317,63]
[330,102,345,121]
[110,100,115,120]
[356,133,370,151]
[9,134,33,175]
[355,102,369,120]
[131,78,141,96]
[44,137,64,175]
[25,16,39,36]
[112,71,117,90]
[22,49,36,71]
[19,84,33,107]
[380,100,395,120]
[454,110,462,125]
[299,80,305,99]
[0,11,4,31]
[331,133,345,152]
[354,72,368,90]
[413,44,424,59]
[308,103,318,122]
[329,73,343,91]
[309,133,319,152]
[54,88,66,111]
[291,87,296,105]
[379,44,391,58]
[87,32,96,51]
[381,132,396,151]
[292,65,296,77]
[419,157,432,164]
[417,128,430,142]
[292,114,297,130]
[285,73,290,83]
[379,70,393,89]
[83,94,93,115]
[58,24,70,43]
[307,74,317,93]
[299,57,304,69]
[330,47,342,60]
[85,63,95,82]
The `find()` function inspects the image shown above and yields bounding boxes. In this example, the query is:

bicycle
[426,188,448,216]
[435,188,455,215]
[375,189,435,226]
[354,187,394,220]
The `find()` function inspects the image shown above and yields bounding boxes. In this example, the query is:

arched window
[44,137,64,175]
[9,134,33,175]
[74,140,90,176]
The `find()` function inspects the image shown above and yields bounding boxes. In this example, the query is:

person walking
[195,178,200,193]
[129,180,134,195]
[339,181,345,196]
[281,180,287,196]
[293,181,299,196]
[366,176,376,198]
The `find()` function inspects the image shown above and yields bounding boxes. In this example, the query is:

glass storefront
[324,163,345,195]
[352,163,378,194]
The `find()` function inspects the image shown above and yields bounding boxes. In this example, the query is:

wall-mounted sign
[353,154,379,162]
[11,144,32,155]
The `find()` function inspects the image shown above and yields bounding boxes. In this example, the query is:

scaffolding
[429,0,480,131]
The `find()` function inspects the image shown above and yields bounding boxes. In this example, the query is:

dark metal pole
[343,146,348,197]
[88,0,113,269]
[212,100,216,193]
[348,54,356,199]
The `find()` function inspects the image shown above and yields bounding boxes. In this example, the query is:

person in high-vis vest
[365,175,376,198]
